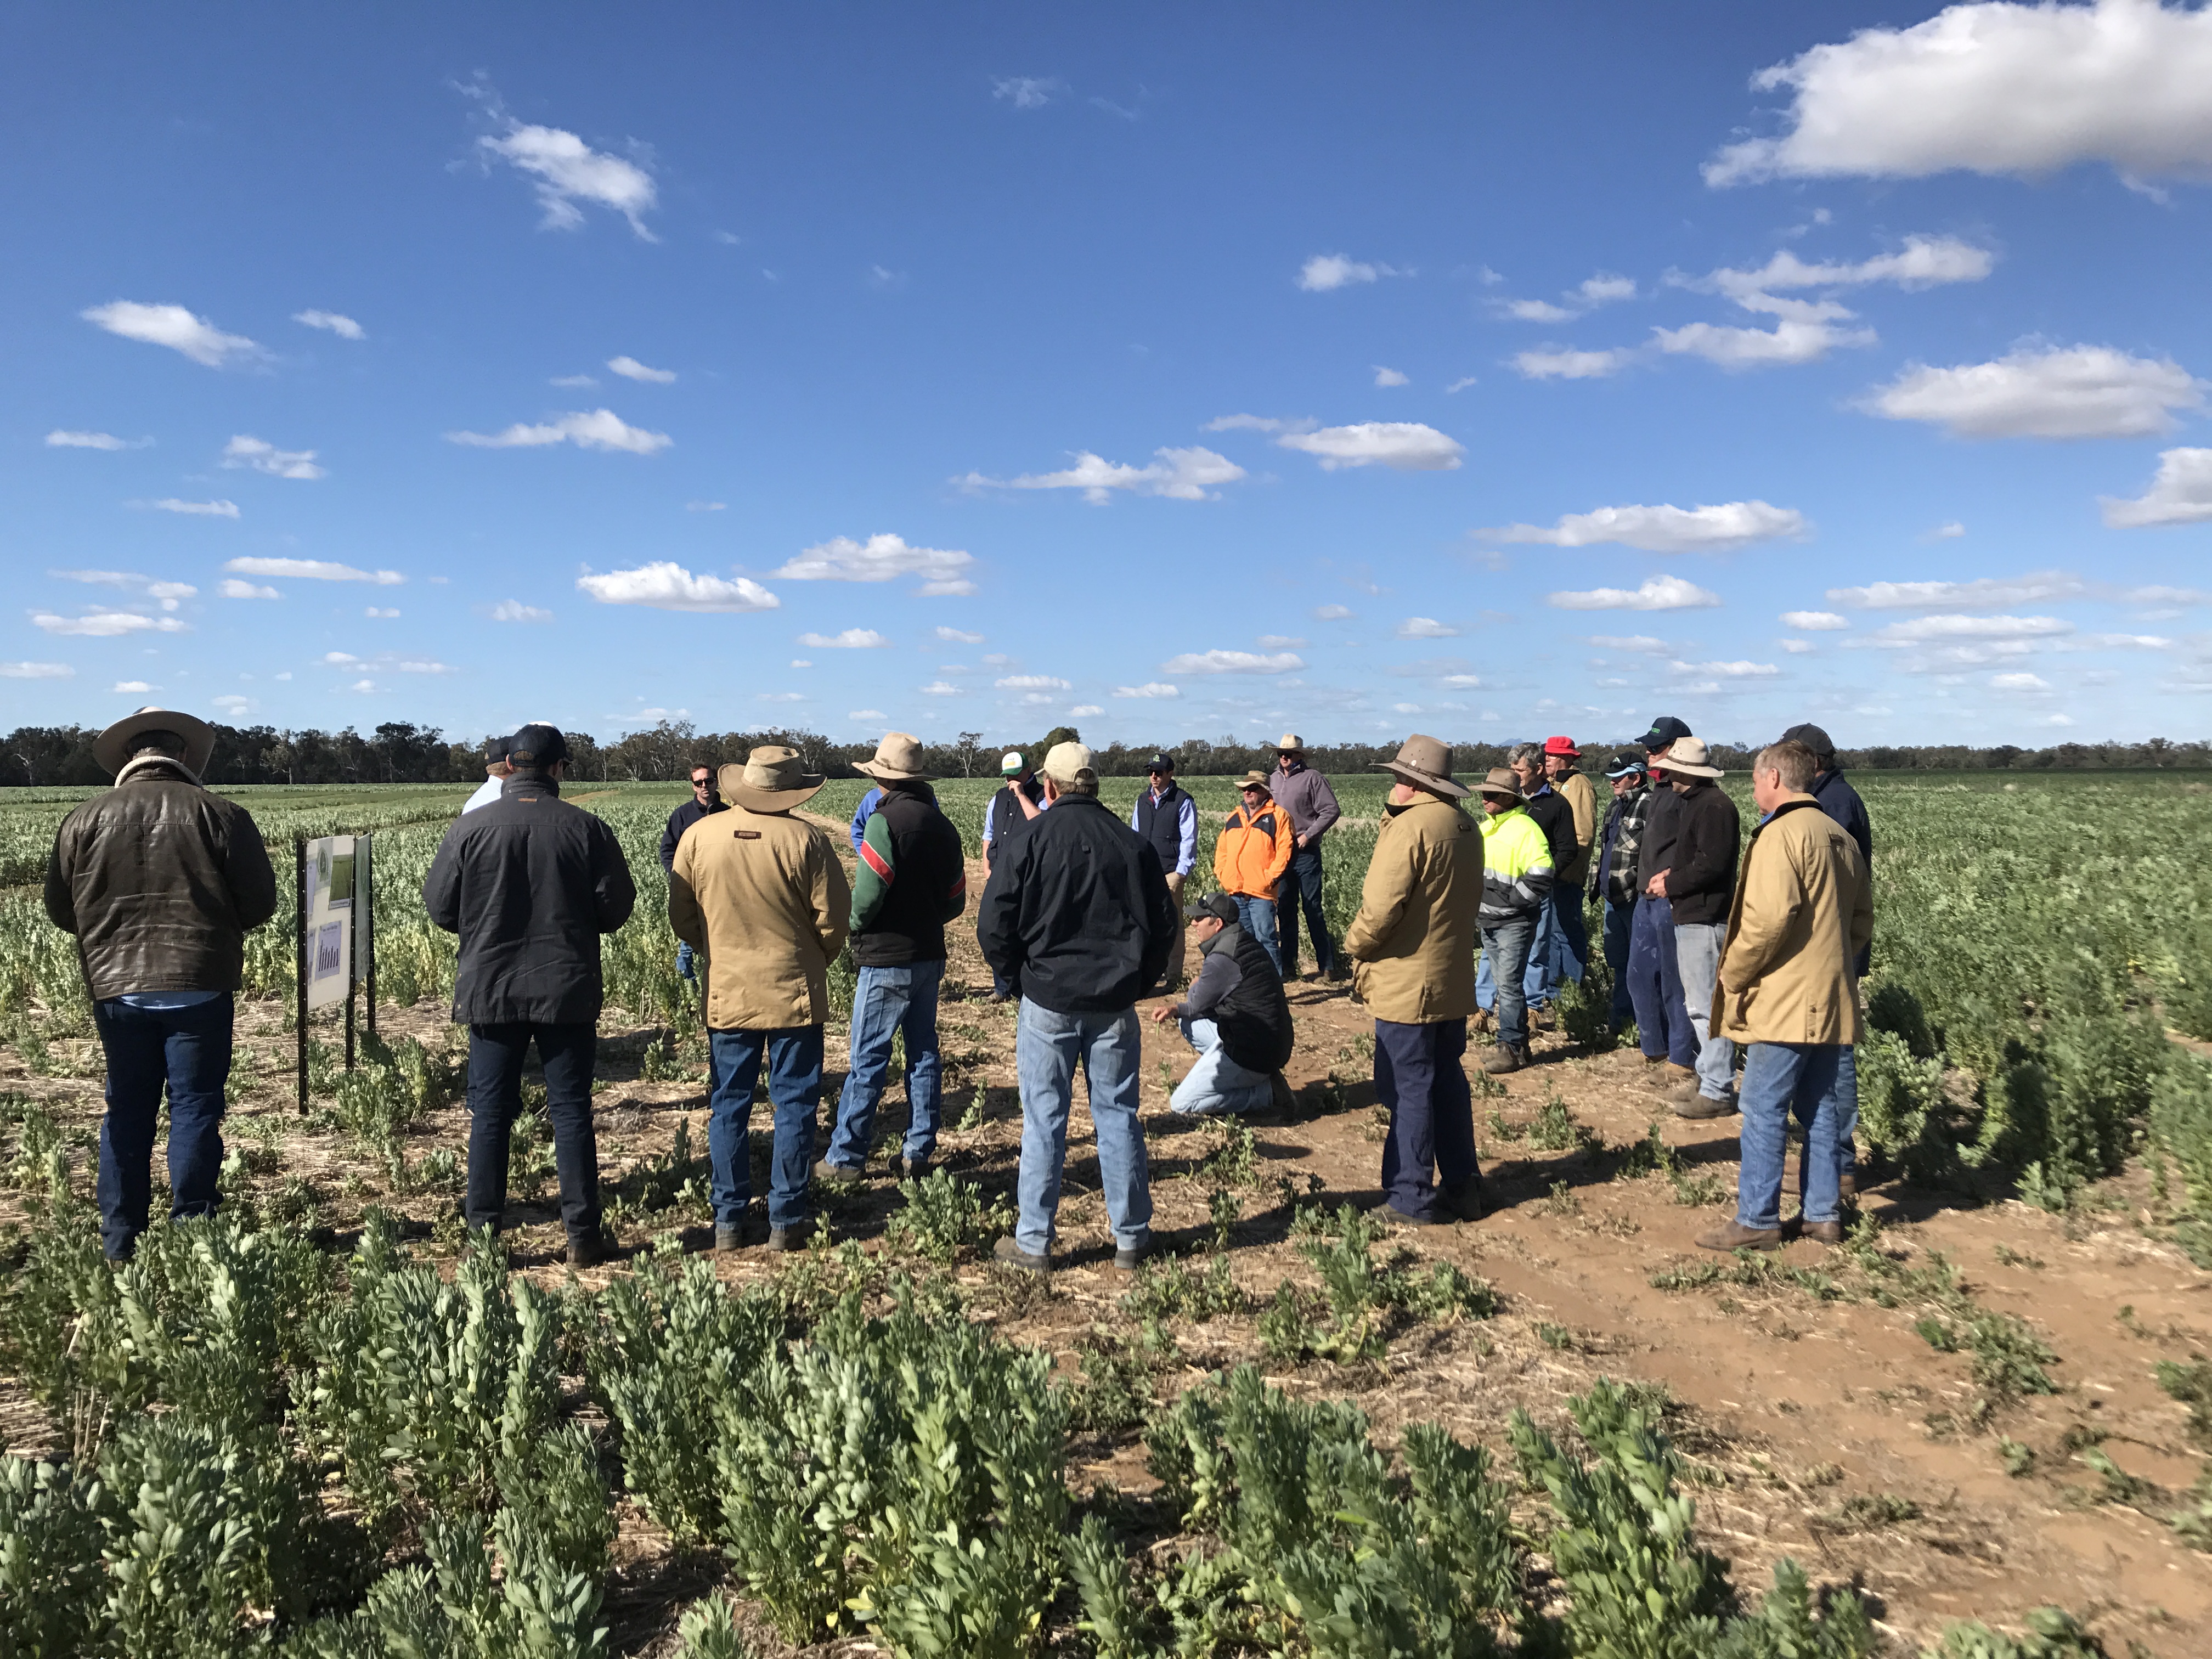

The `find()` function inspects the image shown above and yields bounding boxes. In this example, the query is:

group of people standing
[42,699,1872,1272]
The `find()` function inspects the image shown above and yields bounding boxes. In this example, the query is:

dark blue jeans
[466,1022,602,1242]
[1234,895,1284,975]
[1479,916,1537,1051]
[828,961,944,1169]
[709,1025,822,1231]
[1601,899,1635,1028]
[1626,896,1695,1068]
[1555,890,1589,983]
[1275,843,1335,976]
[1737,1042,1847,1231]
[1374,1018,1477,1224]
[92,994,234,1260]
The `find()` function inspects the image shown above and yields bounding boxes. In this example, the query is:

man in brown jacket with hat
[670,746,852,1251]
[1341,735,1485,1225]
[44,707,276,1261]
[1696,740,1872,1252]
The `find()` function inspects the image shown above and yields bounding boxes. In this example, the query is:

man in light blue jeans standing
[978,742,1178,1273]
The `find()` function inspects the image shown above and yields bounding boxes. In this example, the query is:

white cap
[1000,750,1024,774]
[1040,741,1096,785]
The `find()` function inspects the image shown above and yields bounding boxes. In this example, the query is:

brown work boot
[1482,1043,1527,1076]
[1472,1009,1495,1035]
[1696,1220,1781,1252]
[1268,1070,1296,1114]
[1673,1092,1736,1120]
[1797,1218,1843,1246]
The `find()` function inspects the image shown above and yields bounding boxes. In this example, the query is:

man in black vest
[1128,751,1198,986]
[1152,893,1295,1116]
[659,762,728,982]
[819,733,969,1184]
[978,749,1044,1002]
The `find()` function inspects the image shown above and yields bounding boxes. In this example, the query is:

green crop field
[2,771,2210,1657]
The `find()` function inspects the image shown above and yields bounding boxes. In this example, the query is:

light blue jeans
[1170,1016,1272,1117]
[1673,921,1736,1101]
[1233,895,1283,975]
[1476,895,1558,1011]
[1737,1042,1847,1231]
[1014,998,1152,1256]
[827,960,944,1168]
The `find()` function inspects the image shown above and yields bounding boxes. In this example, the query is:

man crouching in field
[425,724,636,1267]
[44,707,276,1261]
[1697,739,1872,1253]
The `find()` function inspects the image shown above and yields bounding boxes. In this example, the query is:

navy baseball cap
[505,723,570,768]
[1780,723,1835,759]
[1604,752,1647,778]
[1636,715,1692,749]
[1146,752,1176,772]
[1183,892,1239,923]
[482,733,510,764]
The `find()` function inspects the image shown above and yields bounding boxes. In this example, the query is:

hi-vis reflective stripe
[859,840,895,882]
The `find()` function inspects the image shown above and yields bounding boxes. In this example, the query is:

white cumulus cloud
[226,556,403,585]
[957,446,1244,503]
[1826,571,2083,610]
[919,681,965,696]
[1781,610,1849,630]
[1276,422,1463,471]
[32,611,188,637]
[1589,634,1669,651]
[1373,366,1409,387]
[1547,575,1723,612]
[1513,348,1635,380]
[1256,634,1307,648]
[1312,603,1355,620]
[1297,254,1400,292]
[1706,0,2212,188]
[144,498,239,517]
[1991,672,2053,691]
[2101,446,2212,526]
[1396,617,1460,639]
[935,626,985,644]
[365,606,399,618]
[1671,658,1779,678]
[445,409,672,453]
[219,579,280,600]
[774,533,976,594]
[1862,614,2074,645]
[992,76,1066,110]
[222,435,325,479]
[1861,344,2204,438]
[480,121,657,238]
[118,681,159,695]
[1069,704,1104,716]
[995,674,1071,689]
[81,301,258,367]
[492,600,553,623]
[607,354,675,383]
[1,662,74,678]
[1159,650,1304,675]
[294,310,364,340]
[575,562,779,612]
[1480,499,1805,552]
[49,570,195,610]
[1113,682,1180,698]
[795,628,889,649]
[46,430,143,450]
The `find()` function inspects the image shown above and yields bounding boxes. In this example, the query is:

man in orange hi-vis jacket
[1212,769,1295,976]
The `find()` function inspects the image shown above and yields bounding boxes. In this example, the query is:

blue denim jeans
[828,960,944,1168]
[92,994,234,1260]
[1673,921,1736,1102]
[1626,896,1695,1067]
[1808,1042,1859,1200]
[1554,890,1589,984]
[1234,895,1283,976]
[1478,916,1537,1051]
[465,1021,602,1242]
[1374,1018,1477,1223]
[1737,1042,1847,1231]
[1477,902,1553,1012]
[675,939,696,981]
[1014,999,1151,1256]
[708,1025,823,1231]
[1274,843,1335,976]
[1601,899,1635,1028]
[1169,1016,1272,1117]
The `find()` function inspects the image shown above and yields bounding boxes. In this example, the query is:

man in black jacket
[1589,753,1651,1037]
[659,763,727,983]
[1152,893,1295,1116]
[1625,715,1697,1087]
[1644,736,1740,1116]
[424,724,636,1265]
[45,707,276,1260]
[819,733,968,1186]
[978,741,1176,1273]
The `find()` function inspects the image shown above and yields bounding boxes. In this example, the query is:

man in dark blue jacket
[978,741,1176,1274]
[424,724,636,1266]
[660,763,727,981]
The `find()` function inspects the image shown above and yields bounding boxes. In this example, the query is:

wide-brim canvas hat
[93,706,217,777]
[1235,769,1273,793]
[1273,732,1305,753]
[853,731,931,782]
[1473,767,1525,802]
[720,746,827,811]
[1662,735,1725,778]
[1372,733,1469,799]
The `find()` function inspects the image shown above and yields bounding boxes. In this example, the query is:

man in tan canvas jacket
[670,746,851,1252]
[1696,739,1873,1254]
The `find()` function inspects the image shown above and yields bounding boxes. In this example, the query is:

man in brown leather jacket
[43,708,276,1260]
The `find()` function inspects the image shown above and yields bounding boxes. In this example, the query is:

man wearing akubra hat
[670,746,853,1252]
[426,723,636,1267]
[1212,769,1296,977]
[1342,735,1485,1226]
[1644,735,1741,1118]
[1624,715,1699,1092]
[1271,733,1345,983]
[44,707,276,1261]
[1473,765,1555,1076]
[818,733,967,1190]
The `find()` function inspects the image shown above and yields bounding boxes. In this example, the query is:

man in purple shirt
[1269,735,1344,981]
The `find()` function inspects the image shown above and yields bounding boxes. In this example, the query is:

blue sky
[7,0,2212,749]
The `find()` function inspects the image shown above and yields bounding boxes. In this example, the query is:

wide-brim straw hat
[1372,733,1469,799]
[853,730,931,783]
[93,706,217,777]
[1661,735,1725,779]
[1473,767,1525,803]
[1235,769,1273,793]
[719,746,827,811]
[1274,732,1305,753]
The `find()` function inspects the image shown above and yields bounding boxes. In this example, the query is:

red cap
[1542,735,1580,757]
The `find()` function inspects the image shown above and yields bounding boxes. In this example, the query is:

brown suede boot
[1482,1043,1527,1076]
[1695,1220,1781,1252]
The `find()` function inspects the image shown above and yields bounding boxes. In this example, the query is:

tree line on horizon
[2,717,2207,789]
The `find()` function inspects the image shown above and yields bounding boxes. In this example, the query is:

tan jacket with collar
[669,802,851,1031]
[1712,794,1872,1047]
[1341,794,1482,1025]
